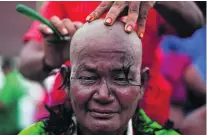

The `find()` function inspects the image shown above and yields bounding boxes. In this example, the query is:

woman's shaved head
[70,19,142,67]
[68,20,147,134]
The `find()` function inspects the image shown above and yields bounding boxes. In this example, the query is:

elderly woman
[19,20,180,135]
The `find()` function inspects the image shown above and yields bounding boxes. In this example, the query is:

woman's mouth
[88,109,118,119]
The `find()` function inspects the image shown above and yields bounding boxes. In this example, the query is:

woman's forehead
[70,42,142,71]
[71,51,141,73]
[76,47,135,62]
[73,61,139,75]
[72,40,140,59]
[71,35,141,63]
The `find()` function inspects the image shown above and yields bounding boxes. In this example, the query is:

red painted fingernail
[105,17,112,24]
[126,25,133,32]
[139,32,144,38]
[86,15,93,22]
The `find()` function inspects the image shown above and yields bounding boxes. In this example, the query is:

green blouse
[18,109,180,135]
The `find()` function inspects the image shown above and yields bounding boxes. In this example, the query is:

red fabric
[139,47,173,124]
[23,2,100,42]
[23,1,176,125]
[46,62,71,106]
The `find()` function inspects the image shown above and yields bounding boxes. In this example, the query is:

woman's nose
[92,80,114,104]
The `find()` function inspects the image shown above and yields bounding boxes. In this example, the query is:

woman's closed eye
[113,74,132,85]
[114,77,127,81]
[78,75,98,85]
[78,76,97,81]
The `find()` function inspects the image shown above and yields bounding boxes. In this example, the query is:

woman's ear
[141,67,150,89]
[137,67,150,100]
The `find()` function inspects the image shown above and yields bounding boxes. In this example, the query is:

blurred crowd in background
[0,1,206,135]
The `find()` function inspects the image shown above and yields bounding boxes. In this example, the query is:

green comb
[16,4,70,41]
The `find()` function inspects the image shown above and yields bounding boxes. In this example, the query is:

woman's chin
[85,114,121,133]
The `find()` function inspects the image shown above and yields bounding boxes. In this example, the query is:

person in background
[0,57,26,135]
[160,24,206,135]
[18,1,204,125]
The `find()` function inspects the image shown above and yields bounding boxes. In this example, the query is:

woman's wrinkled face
[69,43,143,133]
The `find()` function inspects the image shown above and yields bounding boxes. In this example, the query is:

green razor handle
[16,4,70,41]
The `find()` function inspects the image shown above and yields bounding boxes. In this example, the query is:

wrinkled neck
[78,125,128,135]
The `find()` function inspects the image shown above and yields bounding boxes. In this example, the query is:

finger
[125,1,140,33]
[50,16,68,35]
[118,6,129,17]
[119,16,128,23]
[62,19,76,36]
[39,24,54,36]
[73,21,83,29]
[137,2,153,38]
[104,1,128,25]
[39,24,60,44]
[86,1,113,22]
